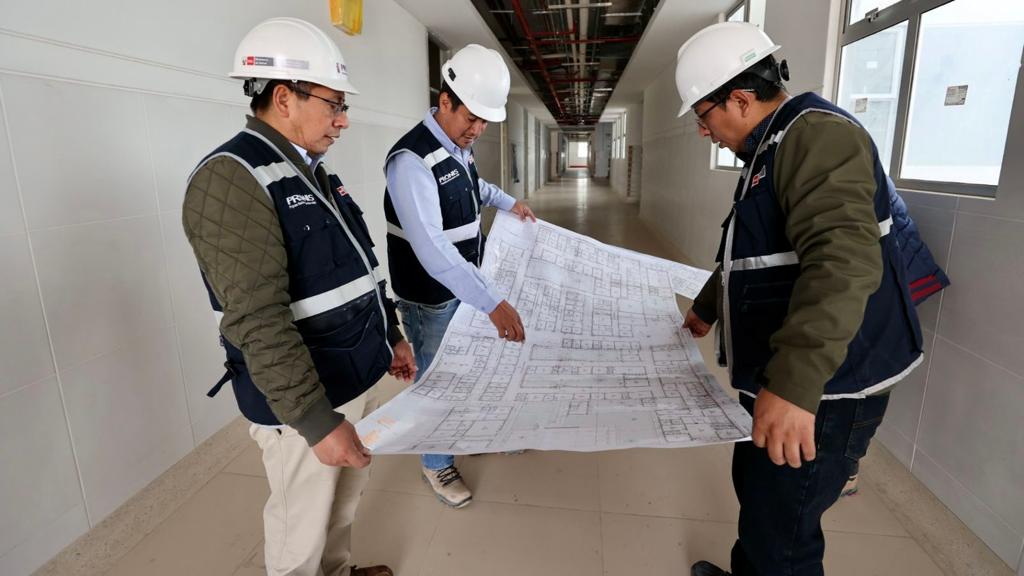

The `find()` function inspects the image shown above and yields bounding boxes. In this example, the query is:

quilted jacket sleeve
[182,156,345,446]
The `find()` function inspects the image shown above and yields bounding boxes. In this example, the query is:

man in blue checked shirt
[383,44,535,508]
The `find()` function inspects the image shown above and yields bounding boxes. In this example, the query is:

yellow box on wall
[330,0,363,36]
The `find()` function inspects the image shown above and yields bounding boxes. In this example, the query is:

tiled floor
[97,175,947,576]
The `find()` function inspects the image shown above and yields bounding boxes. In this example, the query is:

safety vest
[383,122,484,305]
[717,92,923,399]
[189,128,393,425]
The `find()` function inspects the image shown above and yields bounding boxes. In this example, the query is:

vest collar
[245,115,321,182]
[737,97,790,164]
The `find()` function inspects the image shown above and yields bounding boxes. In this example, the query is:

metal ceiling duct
[471,0,659,130]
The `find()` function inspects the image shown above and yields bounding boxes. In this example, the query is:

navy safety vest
[189,128,393,425]
[716,92,923,400]
[383,122,484,305]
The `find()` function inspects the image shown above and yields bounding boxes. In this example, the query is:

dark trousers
[730,392,890,576]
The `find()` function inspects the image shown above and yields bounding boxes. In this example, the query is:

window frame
[711,1,749,172]
[726,0,747,23]
[836,0,1023,197]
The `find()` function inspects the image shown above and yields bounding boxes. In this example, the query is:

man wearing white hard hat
[183,17,414,576]
[674,22,923,576]
[383,44,536,508]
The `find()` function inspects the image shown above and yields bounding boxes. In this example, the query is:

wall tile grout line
[140,91,198,448]
[0,79,93,526]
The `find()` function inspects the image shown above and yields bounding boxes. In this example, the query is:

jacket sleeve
[182,156,344,446]
[763,114,883,414]
[691,265,721,325]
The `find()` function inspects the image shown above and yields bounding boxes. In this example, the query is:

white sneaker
[422,465,472,508]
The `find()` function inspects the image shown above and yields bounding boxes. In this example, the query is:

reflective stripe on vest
[386,218,481,244]
[290,269,379,320]
[728,216,896,272]
[252,161,298,187]
[212,267,380,325]
[423,147,451,169]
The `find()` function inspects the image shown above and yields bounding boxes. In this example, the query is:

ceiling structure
[602,0,734,119]
[469,0,660,131]
[394,0,737,133]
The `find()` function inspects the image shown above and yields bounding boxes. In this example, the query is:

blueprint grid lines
[357,213,751,454]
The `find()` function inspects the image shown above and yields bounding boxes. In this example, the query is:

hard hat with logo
[441,44,511,122]
[675,22,781,117]
[230,17,360,96]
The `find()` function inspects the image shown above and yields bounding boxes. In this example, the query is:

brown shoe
[351,565,394,576]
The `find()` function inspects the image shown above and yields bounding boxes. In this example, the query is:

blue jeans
[396,298,461,471]
[731,392,890,576]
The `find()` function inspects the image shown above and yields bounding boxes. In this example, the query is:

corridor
[40,176,955,576]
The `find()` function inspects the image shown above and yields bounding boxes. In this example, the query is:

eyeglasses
[693,89,755,130]
[291,87,350,117]
[694,98,725,130]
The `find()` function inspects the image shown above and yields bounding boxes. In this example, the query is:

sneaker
[840,474,859,497]
[350,565,394,576]
[691,560,730,576]
[422,464,472,508]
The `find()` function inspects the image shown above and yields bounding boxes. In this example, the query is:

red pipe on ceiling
[510,0,564,117]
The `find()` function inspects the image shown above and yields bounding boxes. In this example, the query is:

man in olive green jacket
[183,18,412,576]
[677,23,922,576]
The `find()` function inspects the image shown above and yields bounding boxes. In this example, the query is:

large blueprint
[357,212,752,454]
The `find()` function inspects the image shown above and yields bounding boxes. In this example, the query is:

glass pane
[837,21,908,171]
[727,4,745,22]
[716,146,743,169]
[901,0,1024,186]
[848,0,901,26]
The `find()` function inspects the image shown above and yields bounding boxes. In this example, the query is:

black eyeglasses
[291,87,350,117]
[694,97,726,130]
[694,89,755,130]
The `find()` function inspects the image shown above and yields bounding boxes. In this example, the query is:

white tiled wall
[636,0,1024,571]
[0,1,430,573]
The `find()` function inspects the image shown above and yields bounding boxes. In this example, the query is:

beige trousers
[249,389,380,576]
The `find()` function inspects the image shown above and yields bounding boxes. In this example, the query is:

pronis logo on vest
[285,194,317,209]
[438,168,461,186]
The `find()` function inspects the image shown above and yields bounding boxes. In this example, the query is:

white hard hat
[675,22,780,117]
[441,44,511,122]
[230,17,360,95]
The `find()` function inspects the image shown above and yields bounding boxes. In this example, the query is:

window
[428,36,445,108]
[577,141,589,158]
[715,147,743,171]
[714,2,748,171]
[727,1,745,23]
[838,0,1024,196]
[848,0,901,25]
[837,21,908,170]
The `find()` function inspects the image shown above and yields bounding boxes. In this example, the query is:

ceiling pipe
[510,0,565,117]
[534,35,641,46]
[577,0,589,121]
[531,26,576,37]
[548,73,612,82]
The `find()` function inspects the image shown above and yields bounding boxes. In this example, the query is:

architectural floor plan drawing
[357,213,752,454]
